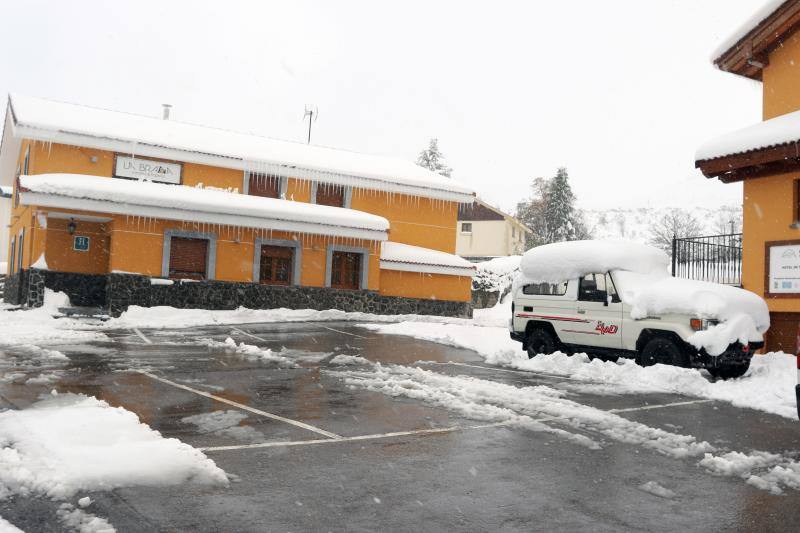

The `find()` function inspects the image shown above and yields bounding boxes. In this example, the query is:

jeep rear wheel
[526,327,558,358]
[638,337,689,368]
[707,362,750,380]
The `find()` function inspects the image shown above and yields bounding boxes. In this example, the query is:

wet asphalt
[0,320,799,532]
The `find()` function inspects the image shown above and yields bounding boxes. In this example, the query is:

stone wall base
[6,269,473,320]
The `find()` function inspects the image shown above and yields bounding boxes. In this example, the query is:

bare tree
[648,209,703,253]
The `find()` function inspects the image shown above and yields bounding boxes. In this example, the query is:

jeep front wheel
[526,327,558,358]
[638,337,689,368]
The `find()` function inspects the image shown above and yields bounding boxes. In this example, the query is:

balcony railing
[671,233,743,286]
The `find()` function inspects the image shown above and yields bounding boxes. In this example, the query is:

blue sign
[73,236,90,252]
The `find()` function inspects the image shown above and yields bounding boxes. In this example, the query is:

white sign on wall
[115,156,181,184]
[768,243,800,294]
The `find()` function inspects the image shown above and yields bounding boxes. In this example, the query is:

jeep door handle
[577,309,586,314]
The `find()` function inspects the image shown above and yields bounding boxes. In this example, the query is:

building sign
[73,236,90,252]
[115,156,181,184]
[768,243,800,294]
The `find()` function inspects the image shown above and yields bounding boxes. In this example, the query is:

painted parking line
[131,328,153,345]
[319,325,370,339]
[230,326,276,343]
[200,398,715,452]
[136,370,342,440]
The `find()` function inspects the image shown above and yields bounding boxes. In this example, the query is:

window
[461,222,473,233]
[259,245,294,285]
[523,281,568,296]
[22,146,30,175]
[512,227,516,238]
[315,183,346,208]
[16,229,24,273]
[168,237,208,280]
[9,236,15,275]
[330,251,362,290]
[248,174,282,199]
[578,273,620,303]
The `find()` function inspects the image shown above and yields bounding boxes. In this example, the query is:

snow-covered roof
[5,94,475,203]
[695,108,800,161]
[19,174,389,241]
[380,241,476,276]
[711,0,788,61]
[518,240,669,283]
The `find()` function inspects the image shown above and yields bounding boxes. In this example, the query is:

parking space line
[230,326,274,343]
[200,398,716,452]
[131,328,152,345]
[319,325,369,339]
[136,370,342,440]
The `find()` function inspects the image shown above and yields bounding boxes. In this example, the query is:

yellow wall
[8,141,469,301]
[379,269,472,301]
[742,172,800,312]
[44,219,110,275]
[762,32,800,120]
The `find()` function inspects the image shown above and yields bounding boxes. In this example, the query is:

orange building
[695,0,800,351]
[0,95,475,316]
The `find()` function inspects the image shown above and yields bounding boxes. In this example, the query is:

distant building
[695,0,800,352]
[456,199,531,261]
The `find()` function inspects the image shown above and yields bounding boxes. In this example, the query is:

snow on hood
[613,271,770,355]
[517,240,669,284]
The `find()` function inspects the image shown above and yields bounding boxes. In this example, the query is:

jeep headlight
[690,318,719,331]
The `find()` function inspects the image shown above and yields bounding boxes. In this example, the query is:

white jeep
[509,240,770,379]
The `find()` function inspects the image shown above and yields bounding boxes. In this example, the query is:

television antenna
[303,105,318,144]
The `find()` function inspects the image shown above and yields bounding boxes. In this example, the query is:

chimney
[162,104,172,120]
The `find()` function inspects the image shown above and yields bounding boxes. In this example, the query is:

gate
[671,233,743,286]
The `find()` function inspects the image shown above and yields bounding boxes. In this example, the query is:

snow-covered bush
[472,256,522,293]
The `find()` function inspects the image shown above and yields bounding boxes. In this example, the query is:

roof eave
[714,1,800,80]
[695,140,800,181]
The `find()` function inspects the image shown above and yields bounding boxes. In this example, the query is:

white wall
[0,197,8,265]
[456,219,526,258]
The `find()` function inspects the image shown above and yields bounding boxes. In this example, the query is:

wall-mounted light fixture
[67,218,77,235]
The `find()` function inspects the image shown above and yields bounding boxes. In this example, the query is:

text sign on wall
[768,243,800,294]
[73,236,90,252]
[115,156,181,184]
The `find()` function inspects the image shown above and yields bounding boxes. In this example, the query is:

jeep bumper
[510,331,525,344]
[700,342,761,368]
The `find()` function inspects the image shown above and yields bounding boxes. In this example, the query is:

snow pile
[0,516,23,533]
[380,242,475,276]
[57,503,115,533]
[696,108,800,162]
[0,290,106,346]
[20,174,389,240]
[10,94,474,202]
[517,240,669,284]
[0,262,8,275]
[638,481,675,499]
[472,256,521,292]
[614,271,770,354]
[207,337,296,367]
[30,254,48,270]
[329,354,371,366]
[0,393,228,500]
[358,321,799,420]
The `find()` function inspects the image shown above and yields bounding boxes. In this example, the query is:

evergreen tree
[416,138,453,178]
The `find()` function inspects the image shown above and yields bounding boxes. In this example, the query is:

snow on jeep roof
[518,240,669,283]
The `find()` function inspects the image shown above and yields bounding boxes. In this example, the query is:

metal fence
[671,233,743,286]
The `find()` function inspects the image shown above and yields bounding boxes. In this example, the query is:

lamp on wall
[67,218,77,235]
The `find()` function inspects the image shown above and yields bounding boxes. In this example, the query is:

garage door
[169,237,208,280]
[766,312,799,354]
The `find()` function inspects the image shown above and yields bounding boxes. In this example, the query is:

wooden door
[169,237,208,280]
[766,312,800,353]
[260,245,294,285]
[330,251,362,290]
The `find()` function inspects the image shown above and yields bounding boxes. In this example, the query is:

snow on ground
[359,298,798,420]
[0,392,228,500]
[329,354,371,366]
[205,337,297,367]
[638,481,675,499]
[181,410,265,443]
[335,362,800,493]
[57,503,115,533]
[0,290,107,347]
[0,515,24,533]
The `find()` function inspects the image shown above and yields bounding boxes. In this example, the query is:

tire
[638,337,689,368]
[707,361,750,379]
[526,327,558,358]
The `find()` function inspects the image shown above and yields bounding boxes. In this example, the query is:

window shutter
[316,184,346,207]
[169,237,208,280]
[249,174,281,198]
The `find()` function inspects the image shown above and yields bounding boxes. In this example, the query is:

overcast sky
[0,0,767,212]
